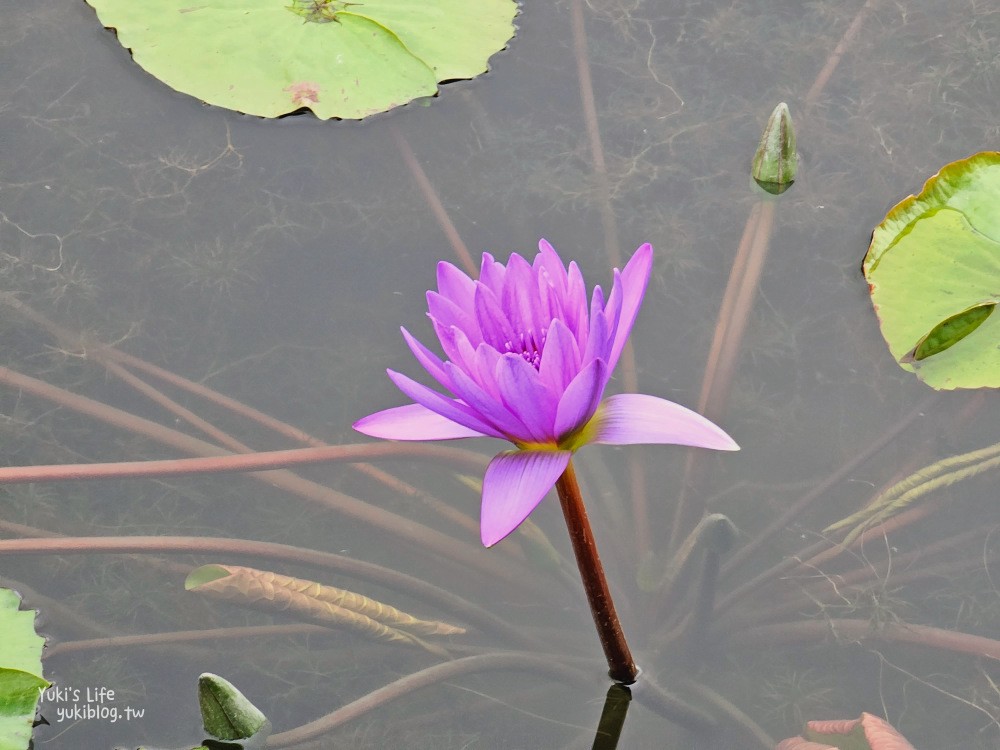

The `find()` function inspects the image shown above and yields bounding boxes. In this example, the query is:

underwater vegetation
[1,0,1000,748]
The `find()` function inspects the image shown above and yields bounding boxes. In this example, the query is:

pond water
[2,0,1000,748]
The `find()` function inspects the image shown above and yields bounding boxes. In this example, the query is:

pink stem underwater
[729,618,1000,661]
[0,442,484,484]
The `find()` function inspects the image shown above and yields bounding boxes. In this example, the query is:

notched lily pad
[0,588,48,750]
[864,152,1000,389]
[84,0,518,119]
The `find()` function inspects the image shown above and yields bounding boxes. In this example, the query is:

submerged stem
[555,460,638,684]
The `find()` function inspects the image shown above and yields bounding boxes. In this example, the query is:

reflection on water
[2,0,1000,747]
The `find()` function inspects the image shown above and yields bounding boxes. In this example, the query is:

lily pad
[0,589,48,750]
[864,152,1000,389]
[85,0,517,119]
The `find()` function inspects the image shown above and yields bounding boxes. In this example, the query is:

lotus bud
[751,102,797,194]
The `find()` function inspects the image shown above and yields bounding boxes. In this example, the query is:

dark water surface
[2,1,1000,748]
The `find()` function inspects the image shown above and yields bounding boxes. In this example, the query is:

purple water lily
[354,240,738,547]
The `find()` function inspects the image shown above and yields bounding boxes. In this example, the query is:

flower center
[503,328,546,369]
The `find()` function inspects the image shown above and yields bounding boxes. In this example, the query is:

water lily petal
[606,243,653,371]
[564,261,589,346]
[472,342,504,398]
[428,291,481,347]
[554,358,608,439]
[479,252,507,295]
[437,325,480,383]
[501,252,544,336]
[474,284,517,351]
[536,239,568,293]
[591,393,739,450]
[353,403,488,441]
[387,369,506,439]
[436,261,476,310]
[496,354,557,441]
[538,318,582,394]
[481,449,571,546]
[401,327,453,391]
[582,306,612,365]
[535,239,569,315]
[444,361,527,438]
[601,271,624,351]
[590,283,606,316]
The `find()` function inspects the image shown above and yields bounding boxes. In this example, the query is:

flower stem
[555,460,638,683]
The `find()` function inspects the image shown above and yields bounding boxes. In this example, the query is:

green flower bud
[752,102,797,194]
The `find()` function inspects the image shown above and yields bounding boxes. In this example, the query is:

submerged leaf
[825,440,1000,545]
[777,713,916,750]
[864,151,1000,389]
[645,514,737,595]
[185,565,464,655]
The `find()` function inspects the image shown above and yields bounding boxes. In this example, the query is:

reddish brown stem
[670,202,775,553]
[555,460,638,683]
[45,624,329,658]
[570,0,622,269]
[266,653,591,747]
[389,124,476,276]
[729,618,1000,662]
[104,355,249,452]
[695,202,764,422]
[803,0,878,110]
[0,442,484,484]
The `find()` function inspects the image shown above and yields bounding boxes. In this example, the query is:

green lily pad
[0,589,48,750]
[864,152,1000,389]
[85,0,517,119]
